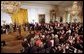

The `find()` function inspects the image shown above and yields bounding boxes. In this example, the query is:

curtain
[11,8,28,25]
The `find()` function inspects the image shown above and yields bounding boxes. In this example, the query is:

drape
[11,8,28,25]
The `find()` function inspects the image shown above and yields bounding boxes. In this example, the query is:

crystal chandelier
[1,1,21,14]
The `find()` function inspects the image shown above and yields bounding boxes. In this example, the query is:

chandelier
[67,1,82,16]
[1,1,21,14]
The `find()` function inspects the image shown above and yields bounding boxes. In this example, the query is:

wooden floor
[1,31,29,53]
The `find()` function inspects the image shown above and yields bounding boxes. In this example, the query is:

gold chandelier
[1,1,21,14]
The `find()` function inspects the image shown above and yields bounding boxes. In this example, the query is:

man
[30,38,35,47]
[50,38,54,47]
[57,45,63,53]
[54,35,59,46]
[30,45,38,53]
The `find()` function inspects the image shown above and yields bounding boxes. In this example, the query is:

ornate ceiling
[1,1,83,15]
[22,1,74,7]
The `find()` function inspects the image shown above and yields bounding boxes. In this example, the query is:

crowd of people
[1,23,21,34]
[20,21,83,53]
[1,21,83,53]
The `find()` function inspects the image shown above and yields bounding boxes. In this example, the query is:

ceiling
[22,1,74,7]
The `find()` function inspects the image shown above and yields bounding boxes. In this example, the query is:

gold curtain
[11,8,28,25]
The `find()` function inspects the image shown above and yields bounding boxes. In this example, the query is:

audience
[1,21,83,53]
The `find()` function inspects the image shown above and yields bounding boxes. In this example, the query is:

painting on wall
[50,10,56,23]
[39,14,45,23]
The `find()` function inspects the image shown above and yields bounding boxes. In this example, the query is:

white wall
[1,11,12,26]
[21,4,55,23]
